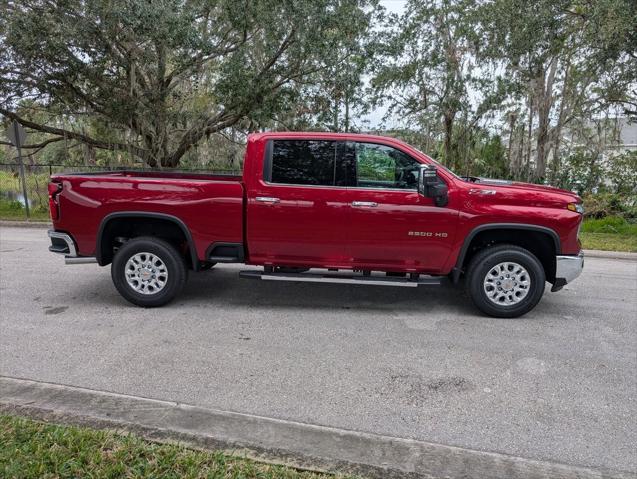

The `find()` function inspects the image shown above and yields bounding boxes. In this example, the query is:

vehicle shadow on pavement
[178,267,479,316]
[39,266,562,320]
[33,266,481,317]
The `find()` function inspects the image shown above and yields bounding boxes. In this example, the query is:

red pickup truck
[47,132,584,317]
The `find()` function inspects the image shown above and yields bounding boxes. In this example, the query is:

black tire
[111,236,187,307]
[466,244,545,318]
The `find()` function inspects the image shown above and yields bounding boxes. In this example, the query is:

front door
[246,139,350,268]
[345,141,458,273]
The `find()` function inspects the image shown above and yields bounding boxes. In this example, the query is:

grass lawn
[0,200,50,221]
[579,216,637,252]
[579,232,637,252]
[0,414,349,479]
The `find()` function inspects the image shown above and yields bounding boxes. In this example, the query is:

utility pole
[5,120,30,219]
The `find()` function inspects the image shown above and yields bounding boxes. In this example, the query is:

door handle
[469,188,496,195]
[255,196,280,203]
[351,201,378,207]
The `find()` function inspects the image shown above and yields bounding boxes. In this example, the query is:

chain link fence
[0,163,241,221]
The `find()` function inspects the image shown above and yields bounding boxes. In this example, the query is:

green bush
[556,149,637,195]
[3,199,23,210]
[0,198,50,220]
[582,193,637,220]
[606,151,637,195]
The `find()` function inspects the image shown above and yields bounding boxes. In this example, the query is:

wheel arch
[96,212,199,270]
[452,223,560,284]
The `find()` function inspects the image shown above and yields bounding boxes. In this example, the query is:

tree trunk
[535,57,558,181]
[443,111,455,169]
[344,90,350,133]
[517,126,524,179]
[507,111,517,175]
[332,89,340,132]
[550,58,571,185]
[525,88,534,182]
[83,143,96,165]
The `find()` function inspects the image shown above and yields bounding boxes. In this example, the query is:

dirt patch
[379,373,475,406]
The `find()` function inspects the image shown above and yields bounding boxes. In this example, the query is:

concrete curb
[1,377,633,479]
[0,219,51,228]
[583,249,637,261]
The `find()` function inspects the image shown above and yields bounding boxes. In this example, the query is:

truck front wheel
[111,237,187,307]
[466,244,545,318]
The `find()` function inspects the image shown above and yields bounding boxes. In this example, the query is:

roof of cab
[248,131,405,143]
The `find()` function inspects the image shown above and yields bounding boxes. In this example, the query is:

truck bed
[50,170,245,261]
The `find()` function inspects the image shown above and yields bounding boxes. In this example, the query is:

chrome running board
[239,270,441,287]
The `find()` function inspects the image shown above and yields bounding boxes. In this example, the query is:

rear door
[345,141,458,273]
[246,139,350,268]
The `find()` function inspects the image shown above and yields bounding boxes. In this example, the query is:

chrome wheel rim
[483,261,530,306]
[125,252,168,295]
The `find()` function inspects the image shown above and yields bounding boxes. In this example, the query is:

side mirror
[430,183,449,207]
[418,165,438,193]
[418,165,448,207]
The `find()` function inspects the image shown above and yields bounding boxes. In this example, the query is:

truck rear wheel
[466,244,545,318]
[111,237,187,307]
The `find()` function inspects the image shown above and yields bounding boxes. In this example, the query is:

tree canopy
[0,0,635,186]
[1,0,375,166]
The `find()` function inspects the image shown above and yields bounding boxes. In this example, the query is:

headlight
[567,203,584,214]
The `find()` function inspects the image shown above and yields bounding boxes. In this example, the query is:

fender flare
[451,223,561,282]
[96,212,199,270]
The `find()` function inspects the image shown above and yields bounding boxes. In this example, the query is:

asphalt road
[1,226,636,473]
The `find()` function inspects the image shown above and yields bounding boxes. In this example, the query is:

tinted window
[335,141,355,187]
[355,143,420,189]
[271,140,336,186]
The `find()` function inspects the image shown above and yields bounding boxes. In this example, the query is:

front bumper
[551,252,584,292]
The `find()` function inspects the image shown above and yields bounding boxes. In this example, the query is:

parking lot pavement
[1,226,636,473]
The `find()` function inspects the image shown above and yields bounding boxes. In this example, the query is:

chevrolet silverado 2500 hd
[47,132,584,317]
